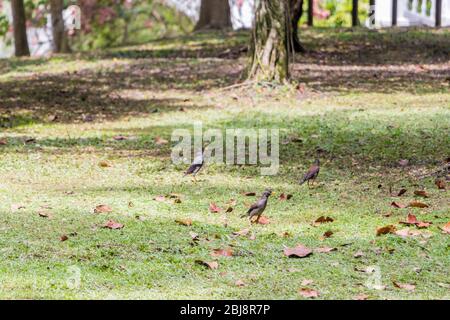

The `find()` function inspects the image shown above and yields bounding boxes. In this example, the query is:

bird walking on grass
[299,159,320,187]
[184,147,206,182]
[241,189,272,223]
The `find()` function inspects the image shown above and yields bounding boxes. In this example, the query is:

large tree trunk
[290,0,305,53]
[11,0,30,57]
[50,0,70,53]
[195,0,232,31]
[248,0,290,83]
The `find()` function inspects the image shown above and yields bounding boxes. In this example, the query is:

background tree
[50,0,70,53]
[248,0,290,83]
[290,0,305,52]
[195,0,232,31]
[11,0,30,56]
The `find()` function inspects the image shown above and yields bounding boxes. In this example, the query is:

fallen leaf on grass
[396,188,407,196]
[102,220,124,230]
[154,195,166,202]
[441,222,450,234]
[395,228,422,237]
[400,213,418,225]
[154,136,168,145]
[298,288,319,298]
[414,190,429,198]
[225,207,233,213]
[38,211,52,218]
[391,201,406,209]
[196,260,218,270]
[175,218,192,226]
[301,279,314,286]
[279,193,293,201]
[60,235,69,242]
[393,282,415,291]
[235,280,246,287]
[232,228,250,237]
[99,160,112,168]
[354,251,365,258]
[94,205,112,213]
[211,248,233,257]
[284,245,313,258]
[408,201,429,208]
[242,192,256,196]
[315,247,337,253]
[0,138,8,145]
[189,232,199,241]
[254,216,270,225]
[376,225,397,236]
[313,216,334,226]
[113,135,128,141]
[321,230,333,239]
[435,179,446,190]
[209,203,222,213]
[11,204,25,212]
[398,159,409,167]
[353,294,369,300]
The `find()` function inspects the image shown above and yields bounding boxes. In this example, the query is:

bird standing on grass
[299,159,320,187]
[184,147,206,182]
[241,189,272,223]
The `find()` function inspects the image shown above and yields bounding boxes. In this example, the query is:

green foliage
[0,14,9,38]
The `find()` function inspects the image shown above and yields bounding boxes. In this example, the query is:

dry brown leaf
[102,220,124,229]
[196,260,218,270]
[393,282,415,291]
[225,207,233,213]
[175,218,192,226]
[211,248,233,257]
[60,235,69,242]
[38,211,52,218]
[435,179,446,190]
[232,228,250,237]
[298,288,319,298]
[113,135,128,141]
[301,279,314,286]
[284,245,313,258]
[408,201,429,208]
[322,230,333,239]
[313,216,334,226]
[441,222,450,234]
[0,138,8,145]
[353,251,365,258]
[94,205,112,213]
[376,225,397,236]
[414,190,429,198]
[242,192,256,196]
[391,201,406,209]
[396,188,407,196]
[99,160,112,168]
[209,203,222,213]
[315,247,337,253]
[279,193,293,201]
[255,216,270,225]
[235,279,246,287]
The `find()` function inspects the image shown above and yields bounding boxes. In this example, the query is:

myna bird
[184,147,206,182]
[241,189,272,223]
[299,159,320,187]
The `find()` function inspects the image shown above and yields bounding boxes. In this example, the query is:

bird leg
[255,215,261,224]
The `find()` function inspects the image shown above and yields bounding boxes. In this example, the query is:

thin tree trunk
[195,0,232,31]
[11,0,30,57]
[290,0,305,53]
[248,0,290,83]
[50,0,70,53]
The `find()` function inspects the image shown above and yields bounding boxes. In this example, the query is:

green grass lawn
[0,28,449,300]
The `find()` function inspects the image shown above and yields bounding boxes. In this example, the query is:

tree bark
[290,0,305,53]
[248,0,290,83]
[195,0,232,31]
[11,0,30,57]
[50,0,70,53]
